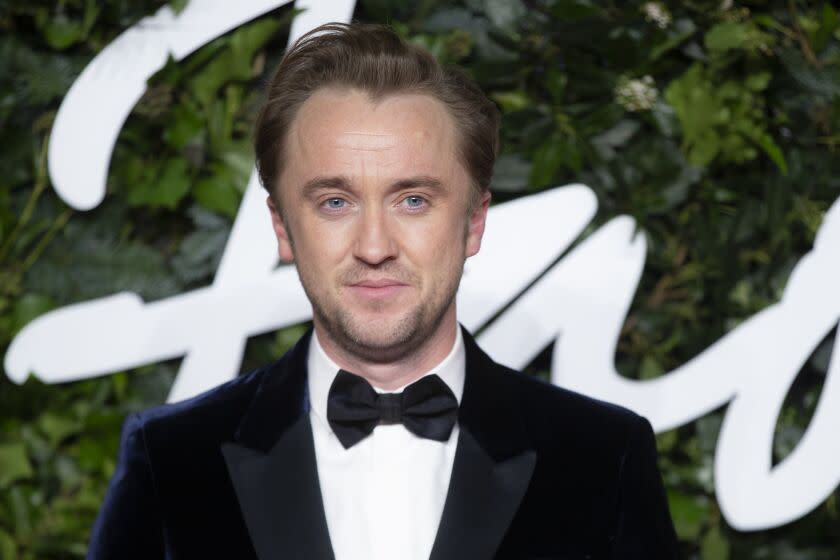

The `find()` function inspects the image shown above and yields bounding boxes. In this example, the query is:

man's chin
[325,313,429,363]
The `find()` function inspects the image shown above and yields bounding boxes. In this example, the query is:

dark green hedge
[1,0,839,558]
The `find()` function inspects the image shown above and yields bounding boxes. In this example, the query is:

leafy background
[1,0,839,557]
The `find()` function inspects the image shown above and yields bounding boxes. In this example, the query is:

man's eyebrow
[301,175,446,196]
[301,176,353,197]
[390,176,445,192]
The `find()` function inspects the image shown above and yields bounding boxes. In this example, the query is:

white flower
[642,2,672,29]
[615,75,659,112]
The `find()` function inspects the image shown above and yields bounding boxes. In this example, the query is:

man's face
[268,88,490,363]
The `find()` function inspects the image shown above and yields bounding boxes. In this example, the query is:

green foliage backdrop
[1,0,839,557]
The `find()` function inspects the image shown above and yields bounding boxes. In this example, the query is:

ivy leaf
[11,293,55,335]
[665,65,722,165]
[424,8,516,62]
[25,217,181,302]
[127,159,191,210]
[171,205,230,285]
[667,491,708,540]
[41,14,85,50]
[0,37,81,104]
[491,154,532,192]
[813,3,839,52]
[0,529,15,560]
[549,0,601,21]
[193,147,248,218]
[704,21,772,54]
[190,18,283,107]
[170,0,189,15]
[701,526,730,560]
[38,412,80,447]
[491,91,531,113]
[650,19,697,61]
[591,119,641,160]
[749,130,788,175]
[482,0,526,34]
[639,355,664,379]
[778,49,840,97]
[0,443,33,488]
[164,102,205,150]
[530,134,581,187]
[193,176,240,219]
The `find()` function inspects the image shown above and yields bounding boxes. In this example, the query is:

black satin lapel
[430,427,536,560]
[222,416,334,560]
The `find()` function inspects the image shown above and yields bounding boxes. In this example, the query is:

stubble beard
[301,261,464,364]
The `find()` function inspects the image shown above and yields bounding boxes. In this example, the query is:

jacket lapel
[430,329,536,560]
[220,327,534,560]
[221,331,335,560]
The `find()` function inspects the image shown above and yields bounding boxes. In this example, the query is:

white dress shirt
[307,327,465,560]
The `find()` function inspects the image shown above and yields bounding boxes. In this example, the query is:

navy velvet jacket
[87,328,678,559]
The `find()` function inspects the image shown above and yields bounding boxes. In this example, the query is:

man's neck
[313,313,459,391]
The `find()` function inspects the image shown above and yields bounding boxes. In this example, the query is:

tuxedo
[87,327,678,559]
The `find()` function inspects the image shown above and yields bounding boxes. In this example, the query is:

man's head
[254,22,499,210]
[255,23,499,371]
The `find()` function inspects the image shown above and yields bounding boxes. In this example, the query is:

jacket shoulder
[492,362,645,453]
[134,364,269,447]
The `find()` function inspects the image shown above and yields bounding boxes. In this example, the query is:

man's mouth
[348,279,408,297]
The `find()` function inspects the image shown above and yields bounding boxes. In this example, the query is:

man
[88,22,677,559]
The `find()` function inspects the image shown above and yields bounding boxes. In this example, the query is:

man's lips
[348,279,408,297]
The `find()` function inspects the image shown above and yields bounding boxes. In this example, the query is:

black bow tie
[326,369,459,449]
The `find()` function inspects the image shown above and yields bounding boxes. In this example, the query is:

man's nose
[353,207,398,265]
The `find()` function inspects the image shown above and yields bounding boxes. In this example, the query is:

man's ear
[465,190,491,258]
[267,195,295,262]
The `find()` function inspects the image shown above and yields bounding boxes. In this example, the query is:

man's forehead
[280,88,464,185]
[332,132,397,151]
[290,88,455,144]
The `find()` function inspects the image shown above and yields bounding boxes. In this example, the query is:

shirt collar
[307,325,466,424]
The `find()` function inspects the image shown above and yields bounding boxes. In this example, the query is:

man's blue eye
[325,198,345,209]
[404,196,425,208]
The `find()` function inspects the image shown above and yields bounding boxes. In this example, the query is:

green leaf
[744,72,771,92]
[219,141,254,182]
[482,0,527,33]
[193,175,241,219]
[639,355,664,379]
[701,525,730,560]
[171,206,230,284]
[11,293,55,334]
[491,91,531,113]
[190,18,282,107]
[668,491,708,540]
[164,102,205,150]
[750,131,788,175]
[127,159,191,210]
[38,412,79,447]
[591,119,640,160]
[1,37,81,104]
[81,0,101,36]
[665,63,776,169]
[549,0,601,21]
[530,135,581,187]
[704,21,771,54]
[0,528,16,560]
[25,215,181,301]
[41,14,85,50]
[665,65,722,165]
[650,19,697,61]
[778,48,840,97]
[170,0,189,14]
[813,3,839,52]
[0,444,33,488]
[491,154,532,192]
